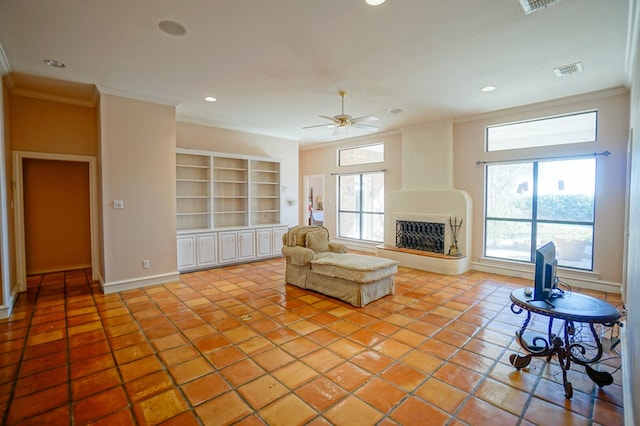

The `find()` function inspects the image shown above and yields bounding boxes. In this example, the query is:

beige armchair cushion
[305,229,330,253]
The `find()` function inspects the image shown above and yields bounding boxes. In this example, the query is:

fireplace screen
[396,220,445,254]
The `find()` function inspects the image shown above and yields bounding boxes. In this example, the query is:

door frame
[303,174,325,225]
[13,151,100,291]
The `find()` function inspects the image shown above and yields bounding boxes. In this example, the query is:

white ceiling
[0,0,635,145]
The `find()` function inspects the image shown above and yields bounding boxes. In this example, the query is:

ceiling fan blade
[352,115,379,123]
[352,122,379,131]
[319,115,340,123]
[302,123,335,129]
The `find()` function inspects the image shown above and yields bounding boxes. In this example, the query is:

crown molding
[97,85,180,107]
[10,87,99,107]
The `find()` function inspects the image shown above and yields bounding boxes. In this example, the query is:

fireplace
[396,220,445,254]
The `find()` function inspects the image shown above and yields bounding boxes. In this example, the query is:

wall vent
[554,62,584,77]
[519,0,561,14]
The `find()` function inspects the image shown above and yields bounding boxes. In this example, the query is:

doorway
[13,152,99,292]
[304,175,325,226]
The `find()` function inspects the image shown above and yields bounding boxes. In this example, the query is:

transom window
[486,111,597,152]
[338,143,384,166]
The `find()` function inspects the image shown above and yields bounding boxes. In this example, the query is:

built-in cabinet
[176,149,286,272]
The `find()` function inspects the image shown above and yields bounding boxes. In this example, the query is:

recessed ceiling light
[44,59,65,68]
[365,0,386,5]
[158,20,187,36]
[204,96,217,102]
[387,108,403,114]
[481,86,497,92]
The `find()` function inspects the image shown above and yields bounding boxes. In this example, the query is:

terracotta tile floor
[0,257,624,425]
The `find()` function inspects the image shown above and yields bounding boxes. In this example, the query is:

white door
[256,229,272,257]
[218,232,238,263]
[197,234,217,266]
[238,230,255,259]
[273,227,287,254]
[177,236,196,270]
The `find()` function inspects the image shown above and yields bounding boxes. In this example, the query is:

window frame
[337,172,384,243]
[483,158,596,270]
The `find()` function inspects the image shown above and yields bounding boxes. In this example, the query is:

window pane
[361,213,384,242]
[339,143,384,166]
[537,159,595,222]
[339,212,360,239]
[339,175,360,211]
[362,172,384,213]
[538,223,593,270]
[485,220,532,261]
[486,163,533,219]
[486,111,597,152]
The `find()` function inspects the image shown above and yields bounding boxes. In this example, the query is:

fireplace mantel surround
[374,121,471,275]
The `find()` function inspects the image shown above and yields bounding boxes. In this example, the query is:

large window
[338,172,384,242]
[485,158,595,270]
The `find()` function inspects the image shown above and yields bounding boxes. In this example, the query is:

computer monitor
[533,241,558,302]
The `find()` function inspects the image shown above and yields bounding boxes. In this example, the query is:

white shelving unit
[176,153,211,231]
[175,149,285,272]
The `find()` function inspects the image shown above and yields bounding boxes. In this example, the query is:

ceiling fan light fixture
[204,96,217,102]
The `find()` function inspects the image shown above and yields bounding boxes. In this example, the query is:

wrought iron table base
[509,305,614,399]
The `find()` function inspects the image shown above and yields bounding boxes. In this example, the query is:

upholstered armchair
[281,225,347,288]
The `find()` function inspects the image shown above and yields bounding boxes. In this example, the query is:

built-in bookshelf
[213,156,248,228]
[250,159,281,225]
[176,150,281,231]
[176,153,211,231]
[176,149,284,272]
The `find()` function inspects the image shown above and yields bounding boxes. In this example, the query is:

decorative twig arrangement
[448,217,463,257]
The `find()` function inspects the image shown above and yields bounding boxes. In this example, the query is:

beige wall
[99,95,177,288]
[10,94,97,156]
[176,121,300,227]
[453,90,629,285]
[300,133,403,240]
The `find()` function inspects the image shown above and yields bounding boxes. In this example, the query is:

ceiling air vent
[554,62,584,77]
[519,0,561,14]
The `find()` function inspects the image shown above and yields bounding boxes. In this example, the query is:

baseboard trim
[0,303,11,320]
[0,288,18,319]
[470,260,621,294]
[101,271,180,294]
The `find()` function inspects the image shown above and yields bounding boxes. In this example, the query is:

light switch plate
[113,200,124,209]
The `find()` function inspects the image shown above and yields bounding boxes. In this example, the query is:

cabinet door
[177,236,196,270]
[238,230,255,259]
[256,229,272,257]
[197,234,217,266]
[273,227,287,254]
[218,232,238,263]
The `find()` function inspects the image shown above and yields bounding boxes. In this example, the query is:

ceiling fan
[303,91,378,135]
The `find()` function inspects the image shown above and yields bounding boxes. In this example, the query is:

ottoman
[307,253,399,307]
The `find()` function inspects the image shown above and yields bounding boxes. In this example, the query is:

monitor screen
[533,241,557,302]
